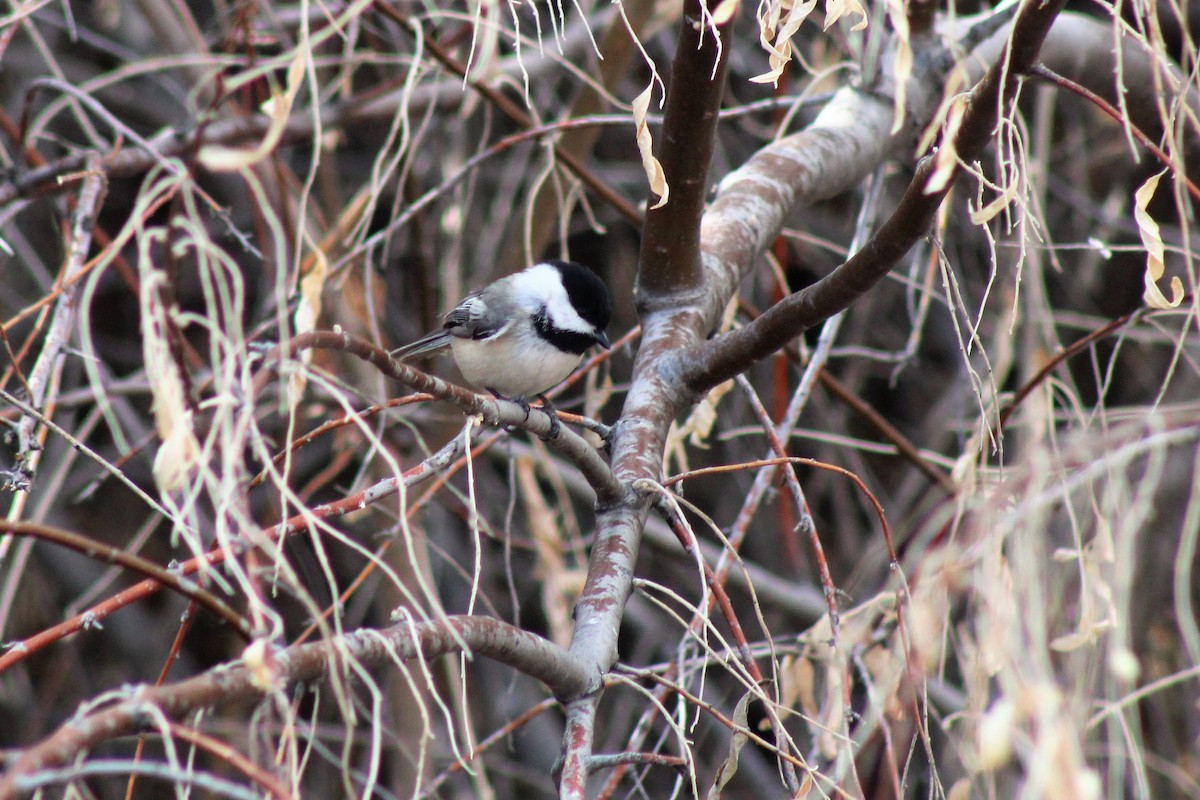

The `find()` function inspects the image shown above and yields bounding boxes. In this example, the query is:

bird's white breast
[450,325,584,398]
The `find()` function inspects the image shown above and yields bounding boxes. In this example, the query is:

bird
[392,260,611,429]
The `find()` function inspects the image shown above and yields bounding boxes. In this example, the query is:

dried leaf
[289,247,329,403]
[970,176,1020,225]
[925,97,966,195]
[1134,171,1184,309]
[711,0,740,26]
[633,84,669,208]
[706,689,753,799]
[198,49,306,171]
[750,0,817,86]
[916,64,968,156]
[977,700,1015,770]
[885,0,911,134]
[142,270,202,493]
[824,0,867,31]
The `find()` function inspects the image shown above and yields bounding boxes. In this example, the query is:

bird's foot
[536,394,562,439]
[487,387,534,427]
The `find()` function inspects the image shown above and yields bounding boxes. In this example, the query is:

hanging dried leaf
[885,0,911,134]
[705,688,754,799]
[142,270,202,493]
[750,0,818,86]
[289,247,328,404]
[1134,171,1184,309]
[198,49,306,172]
[916,64,968,156]
[925,97,966,195]
[823,0,867,31]
[633,83,669,208]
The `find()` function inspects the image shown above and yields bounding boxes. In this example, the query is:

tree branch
[0,615,597,799]
[0,521,253,639]
[680,0,1069,394]
[273,330,622,506]
[558,0,733,792]
[635,0,732,299]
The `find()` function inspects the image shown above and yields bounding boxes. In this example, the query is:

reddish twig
[247,393,436,488]
[418,697,557,797]
[818,370,957,495]
[996,309,1141,430]
[124,599,203,800]
[0,436,463,673]
[1030,64,1200,204]
[0,520,252,638]
[654,497,799,785]
[166,721,293,800]
[735,377,841,633]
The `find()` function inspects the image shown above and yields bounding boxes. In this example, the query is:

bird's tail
[391,331,453,359]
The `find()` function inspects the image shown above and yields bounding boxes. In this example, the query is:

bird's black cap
[548,260,612,337]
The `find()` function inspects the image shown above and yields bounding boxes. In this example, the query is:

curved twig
[0,615,596,799]
[0,520,253,638]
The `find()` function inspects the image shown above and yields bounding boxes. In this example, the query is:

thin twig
[0,520,253,638]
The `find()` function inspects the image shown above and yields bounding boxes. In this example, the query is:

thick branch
[563,0,732,686]
[558,3,733,793]
[636,0,732,298]
[681,0,1069,393]
[0,616,595,799]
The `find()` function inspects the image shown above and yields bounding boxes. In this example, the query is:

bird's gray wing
[393,290,512,359]
[442,290,513,341]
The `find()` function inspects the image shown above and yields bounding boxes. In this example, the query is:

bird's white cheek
[450,336,583,398]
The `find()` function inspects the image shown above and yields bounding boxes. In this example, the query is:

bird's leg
[536,394,562,439]
[487,387,532,423]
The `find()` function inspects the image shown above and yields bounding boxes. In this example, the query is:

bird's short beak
[595,331,611,350]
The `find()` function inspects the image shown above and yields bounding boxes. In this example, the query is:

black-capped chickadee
[393,260,612,409]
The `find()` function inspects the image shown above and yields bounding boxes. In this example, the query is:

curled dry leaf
[289,247,329,404]
[750,0,817,86]
[823,0,867,32]
[705,688,753,799]
[198,49,307,172]
[1134,171,1184,309]
[633,83,669,209]
[141,270,202,493]
[885,0,912,134]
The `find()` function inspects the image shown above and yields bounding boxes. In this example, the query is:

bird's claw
[537,394,561,439]
[488,388,559,437]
